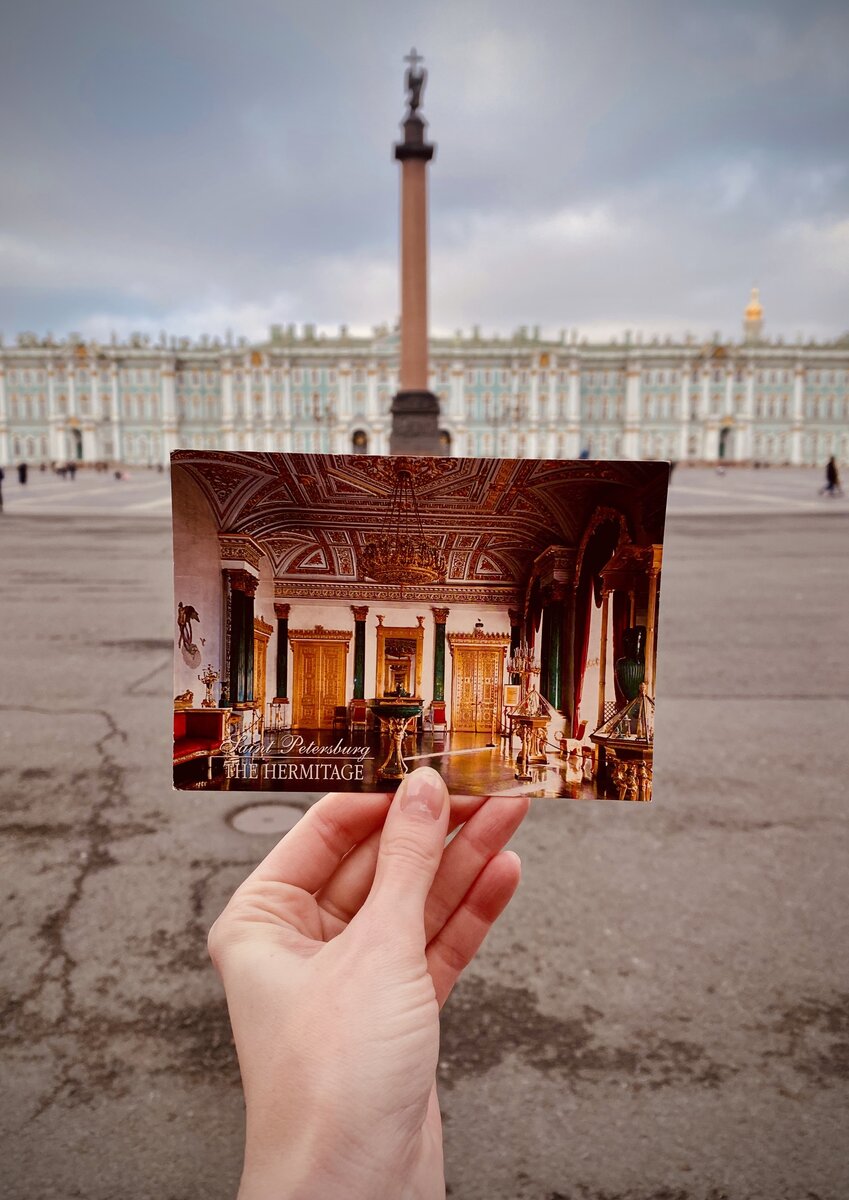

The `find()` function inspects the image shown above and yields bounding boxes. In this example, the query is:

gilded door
[451,648,504,732]
[253,634,268,714]
[292,641,347,729]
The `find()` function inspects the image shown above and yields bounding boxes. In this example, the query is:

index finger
[248,791,394,893]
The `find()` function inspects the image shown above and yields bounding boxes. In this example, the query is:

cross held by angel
[404,47,426,114]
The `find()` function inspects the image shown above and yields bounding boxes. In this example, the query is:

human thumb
[366,766,449,931]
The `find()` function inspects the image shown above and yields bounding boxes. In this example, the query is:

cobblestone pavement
[0,501,847,1199]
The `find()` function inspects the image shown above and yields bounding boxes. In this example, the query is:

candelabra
[506,640,540,702]
[198,664,220,709]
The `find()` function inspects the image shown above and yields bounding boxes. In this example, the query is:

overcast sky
[1,0,847,345]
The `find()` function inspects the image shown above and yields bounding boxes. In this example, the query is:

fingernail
[398,767,446,820]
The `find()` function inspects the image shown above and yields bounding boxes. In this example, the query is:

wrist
[239,1115,406,1200]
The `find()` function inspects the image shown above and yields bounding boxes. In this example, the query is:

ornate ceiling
[173,451,667,599]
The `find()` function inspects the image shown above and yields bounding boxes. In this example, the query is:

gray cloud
[1,0,847,342]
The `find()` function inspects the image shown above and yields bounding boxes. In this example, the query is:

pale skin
[208,766,529,1200]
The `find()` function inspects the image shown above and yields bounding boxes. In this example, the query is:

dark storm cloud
[0,0,847,342]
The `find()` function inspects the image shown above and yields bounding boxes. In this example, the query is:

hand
[208,766,528,1200]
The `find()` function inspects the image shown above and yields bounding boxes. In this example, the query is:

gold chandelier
[360,465,446,585]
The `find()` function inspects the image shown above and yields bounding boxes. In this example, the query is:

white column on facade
[160,358,179,462]
[46,358,63,461]
[338,362,352,421]
[699,368,714,460]
[790,360,804,465]
[724,369,742,462]
[220,357,236,451]
[281,361,292,428]
[527,365,540,457]
[451,362,464,421]
[0,358,8,466]
[737,362,754,463]
[110,361,123,462]
[65,363,80,461]
[80,353,97,463]
[678,366,690,460]
[243,360,255,451]
[366,364,378,419]
[622,355,641,459]
[263,361,274,451]
[565,354,581,458]
[67,363,77,418]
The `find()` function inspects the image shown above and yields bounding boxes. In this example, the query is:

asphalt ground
[0,470,847,1199]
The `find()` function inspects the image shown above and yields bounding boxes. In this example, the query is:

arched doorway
[352,429,368,455]
[439,429,452,455]
[718,425,733,461]
[71,428,83,460]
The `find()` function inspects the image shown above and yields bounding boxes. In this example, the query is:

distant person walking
[0,465,4,513]
[68,461,77,481]
[820,456,843,498]
[17,462,28,485]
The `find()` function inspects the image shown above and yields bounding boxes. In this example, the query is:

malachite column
[351,606,369,700]
[432,607,449,701]
[539,603,551,699]
[508,607,522,685]
[225,569,257,706]
[541,586,567,712]
[274,603,290,699]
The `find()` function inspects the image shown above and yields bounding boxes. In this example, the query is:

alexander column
[390,49,443,456]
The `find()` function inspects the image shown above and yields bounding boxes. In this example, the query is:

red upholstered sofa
[173,709,229,782]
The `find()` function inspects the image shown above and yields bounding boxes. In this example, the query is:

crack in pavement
[0,704,130,1119]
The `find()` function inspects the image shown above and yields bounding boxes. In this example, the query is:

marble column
[431,607,449,702]
[351,606,369,700]
[274,603,290,700]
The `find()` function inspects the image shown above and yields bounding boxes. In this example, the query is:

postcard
[171,451,669,800]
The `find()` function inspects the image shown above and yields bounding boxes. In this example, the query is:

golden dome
[745,285,762,320]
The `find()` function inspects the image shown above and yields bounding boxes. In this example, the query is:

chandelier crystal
[359,466,447,585]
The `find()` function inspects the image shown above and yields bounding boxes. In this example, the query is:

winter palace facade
[1,291,847,468]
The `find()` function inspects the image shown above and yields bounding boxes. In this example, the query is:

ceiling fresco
[173,451,667,593]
